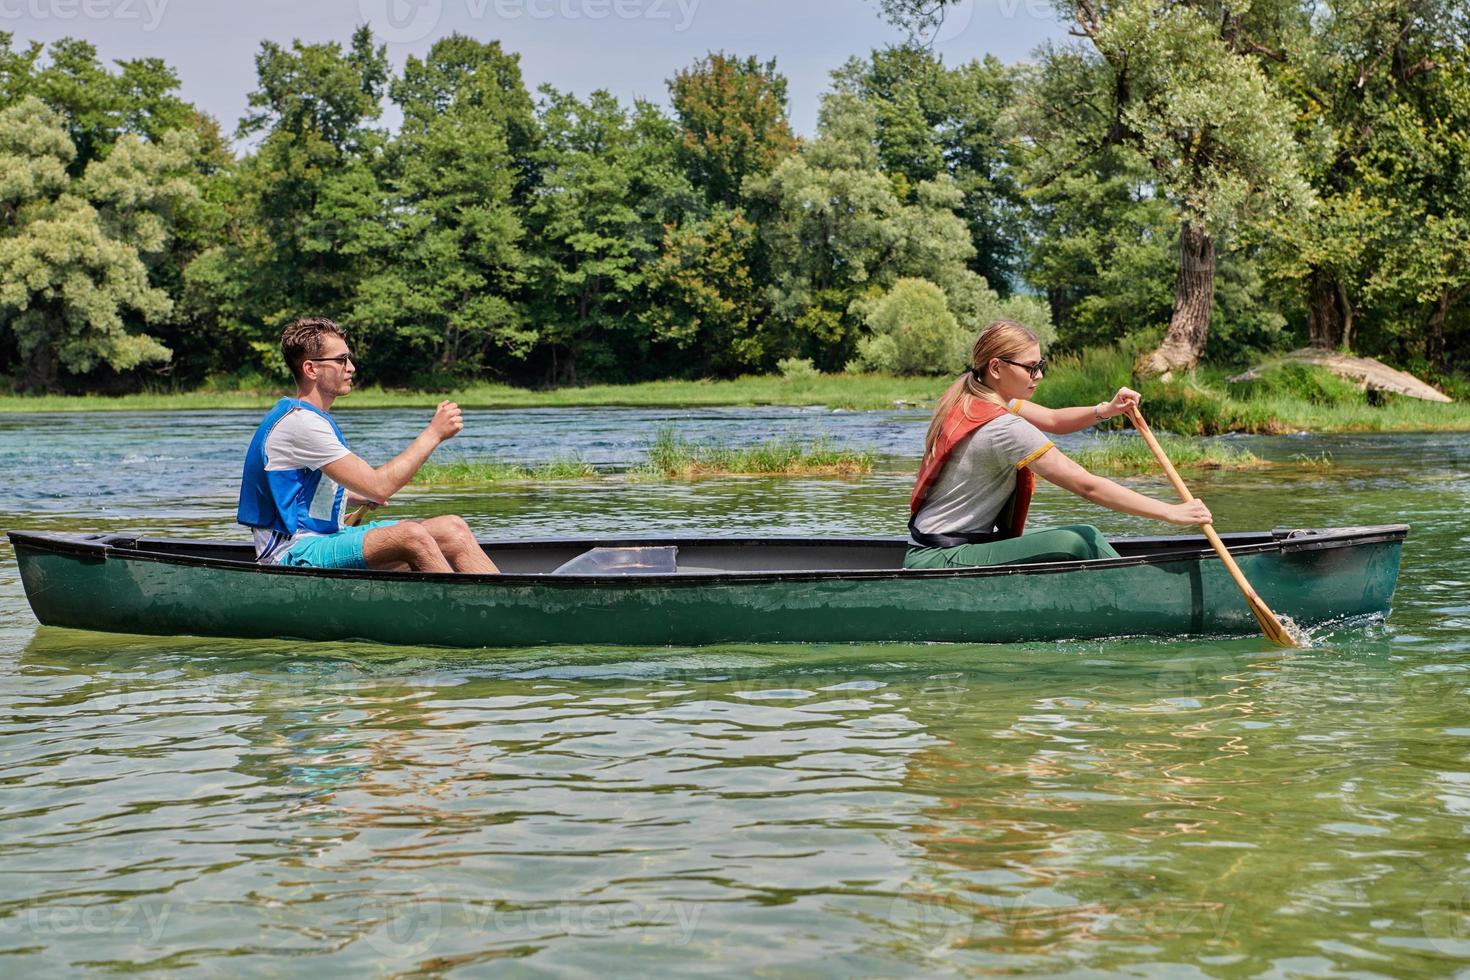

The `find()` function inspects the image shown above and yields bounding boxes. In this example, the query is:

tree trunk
[1135,221,1216,380]
[20,342,61,394]
[1425,289,1451,368]
[1306,268,1352,349]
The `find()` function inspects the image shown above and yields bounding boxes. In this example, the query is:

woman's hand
[1103,386,1141,420]
[1163,499,1213,526]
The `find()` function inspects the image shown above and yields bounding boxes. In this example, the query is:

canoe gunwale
[6,525,1410,588]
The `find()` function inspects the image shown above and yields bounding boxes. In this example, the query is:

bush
[776,356,820,381]
[849,278,962,375]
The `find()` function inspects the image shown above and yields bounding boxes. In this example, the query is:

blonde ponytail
[922,320,1040,459]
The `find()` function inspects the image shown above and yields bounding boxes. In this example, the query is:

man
[237,316,500,574]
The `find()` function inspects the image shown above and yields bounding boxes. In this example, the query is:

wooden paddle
[342,502,376,527]
[1127,407,1298,648]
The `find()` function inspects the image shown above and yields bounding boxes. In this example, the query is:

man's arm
[323,401,463,504]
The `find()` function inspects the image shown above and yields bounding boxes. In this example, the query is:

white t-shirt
[912,400,1054,541]
[252,408,352,562]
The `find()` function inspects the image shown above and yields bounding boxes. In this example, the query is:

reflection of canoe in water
[9,526,1406,648]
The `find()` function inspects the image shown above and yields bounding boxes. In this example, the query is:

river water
[1,407,1467,975]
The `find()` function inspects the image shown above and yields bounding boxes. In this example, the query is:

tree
[1359,42,1470,369]
[350,35,537,383]
[0,34,232,387]
[1064,1,1309,377]
[1268,0,1470,368]
[881,0,1310,378]
[0,35,197,175]
[668,53,797,208]
[0,98,198,391]
[746,93,1045,370]
[525,88,697,382]
[832,45,1025,292]
[192,26,389,374]
[642,205,768,375]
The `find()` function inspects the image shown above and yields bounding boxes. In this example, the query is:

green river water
[1,408,1467,976]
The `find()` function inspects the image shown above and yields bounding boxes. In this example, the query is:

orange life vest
[910,398,1033,541]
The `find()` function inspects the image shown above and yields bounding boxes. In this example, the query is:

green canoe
[8,526,1405,648]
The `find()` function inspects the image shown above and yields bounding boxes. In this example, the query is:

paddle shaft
[342,504,373,527]
[1127,408,1294,645]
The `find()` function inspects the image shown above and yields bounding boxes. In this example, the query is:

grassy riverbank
[3,347,1465,432]
[1069,433,1267,474]
[415,430,877,485]
[0,374,937,413]
[413,429,1268,486]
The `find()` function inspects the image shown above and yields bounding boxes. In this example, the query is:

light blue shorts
[280,520,399,570]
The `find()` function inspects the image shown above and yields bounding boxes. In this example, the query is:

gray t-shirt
[912,402,1054,540]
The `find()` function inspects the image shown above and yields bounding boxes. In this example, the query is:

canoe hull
[9,527,1405,647]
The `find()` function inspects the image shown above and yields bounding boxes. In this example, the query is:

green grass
[1069,433,1268,475]
[3,346,1466,432]
[414,458,600,486]
[638,428,874,478]
[412,429,876,485]
[1034,346,1470,434]
[0,374,941,413]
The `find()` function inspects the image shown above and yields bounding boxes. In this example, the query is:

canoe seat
[550,546,678,575]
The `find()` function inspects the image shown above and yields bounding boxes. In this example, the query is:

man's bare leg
[362,522,453,572]
[420,515,500,573]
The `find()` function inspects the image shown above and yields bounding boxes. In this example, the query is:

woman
[906,320,1212,569]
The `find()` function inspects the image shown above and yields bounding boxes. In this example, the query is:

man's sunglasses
[306,354,355,366]
[1000,357,1046,379]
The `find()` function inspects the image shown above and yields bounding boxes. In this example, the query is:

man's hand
[427,400,464,443]
[1164,498,1213,526]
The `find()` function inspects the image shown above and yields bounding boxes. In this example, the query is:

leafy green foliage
[776,357,820,381]
[747,94,1043,370]
[193,26,389,377]
[4,15,1465,393]
[642,206,768,375]
[0,97,197,391]
[832,45,1024,291]
[668,53,797,207]
[850,278,961,375]
[350,35,536,384]
[525,88,696,382]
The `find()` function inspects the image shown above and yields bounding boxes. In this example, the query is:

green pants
[904,524,1121,569]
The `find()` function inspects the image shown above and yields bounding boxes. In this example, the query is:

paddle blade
[1245,591,1299,647]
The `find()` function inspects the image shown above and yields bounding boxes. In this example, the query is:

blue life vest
[237,398,348,537]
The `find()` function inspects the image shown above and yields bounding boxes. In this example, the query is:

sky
[2,0,1069,142]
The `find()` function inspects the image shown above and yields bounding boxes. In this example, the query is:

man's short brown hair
[281,317,348,381]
